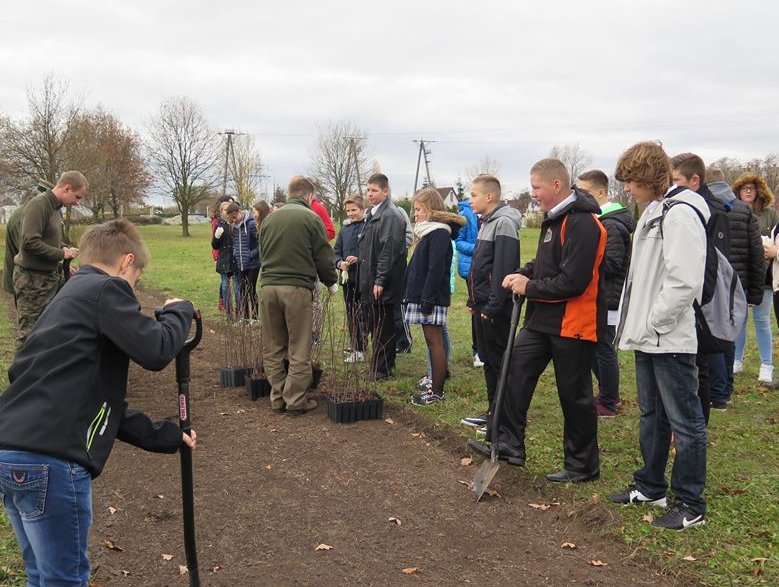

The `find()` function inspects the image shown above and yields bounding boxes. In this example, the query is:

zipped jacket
[357,198,408,304]
[211,219,234,275]
[616,188,708,353]
[518,188,607,342]
[232,211,260,271]
[467,203,522,317]
[333,219,364,284]
[455,199,479,279]
[0,266,194,477]
[598,203,635,311]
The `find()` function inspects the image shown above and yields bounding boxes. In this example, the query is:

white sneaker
[733,359,743,374]
[758,363,773,384]
[344,351,364,363]
[417,375,431,391]
[473,354,484,368]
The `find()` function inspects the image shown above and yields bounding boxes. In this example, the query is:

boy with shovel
[0,219,196,585]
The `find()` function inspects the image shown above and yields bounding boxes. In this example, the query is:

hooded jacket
[707,181,765,304]
[598,202,635,311]
[357,198,408,304]
[403,211,465,312]
[232,211,260,271]
[211,218,234,275]
[518,188,606,342]
[732,173,779,236]
[0,266,194,477]
[467,202,523,318]
[616,188,709,354]
[454,199,479,279]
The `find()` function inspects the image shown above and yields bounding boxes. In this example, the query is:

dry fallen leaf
[219,412,230,416]
[156,494,164,499]
[388,517,402,526]
[265,464,272,470]
[457,480,470,486]
[460,457,473,466]
[401,567,419,575]
[589,560,608,567]
[484,488,501,498]
[314,543,333,551]
[208,329,216,334]
[529,502,559,511]
[561,542,577,549]
[642,513,654,523]
[178,565,188,576]
[121,570,131,577]
[236,409,246,414]
[162,554,174,561]
[108,506,117,515]
[211,566,223,572]
[384,418,395,425]
[682,555,697,562]
[103,539,125,552]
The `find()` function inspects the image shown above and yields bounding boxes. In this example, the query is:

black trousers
[497,327,600,476]
[473,304,512,410]
[364,302,397,375]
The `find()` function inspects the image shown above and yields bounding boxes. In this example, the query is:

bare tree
[230,134,263,205]
[0,74,81,192]
[549,143,593,183]
[146,96,219,236]
[310,120,369,222]
[465,155,501,181]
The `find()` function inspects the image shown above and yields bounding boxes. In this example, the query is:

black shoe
[396,345,412,354]
[271,404,286,414]
[651,500,705,531]
[545,469,599,483]
[606,483,667,507]
[365,371,390,381]
[710,400,728,410]
[467,439,525,466]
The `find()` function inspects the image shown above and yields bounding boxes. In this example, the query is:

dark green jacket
[259,196,337,289]
[3,203,27,294]
[14,190,65,272]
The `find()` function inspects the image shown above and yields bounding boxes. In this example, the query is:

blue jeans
[708,343,736,404]
[633,352,707,514]
[0,451,92,586]
[735,289,773,365]
[219,273,234,314]
[592,325,620,410]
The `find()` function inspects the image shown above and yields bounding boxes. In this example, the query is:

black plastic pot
[324,392,384,424]
[245,377,272,401]
[219,367,249,388]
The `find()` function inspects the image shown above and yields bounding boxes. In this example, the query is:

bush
[125,215,163,225]
[523,211,543,229]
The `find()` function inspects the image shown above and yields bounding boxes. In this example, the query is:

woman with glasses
[732,173,779,385]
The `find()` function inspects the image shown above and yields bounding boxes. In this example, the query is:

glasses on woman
[740,185,757,192]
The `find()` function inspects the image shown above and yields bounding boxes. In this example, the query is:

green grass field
[0,222,777,585]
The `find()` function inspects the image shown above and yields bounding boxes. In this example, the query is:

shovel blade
[471,458,500,501]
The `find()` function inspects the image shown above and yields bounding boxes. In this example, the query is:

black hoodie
[0,266,194,477]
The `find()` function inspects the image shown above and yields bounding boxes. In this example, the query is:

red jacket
[311,198,335,241]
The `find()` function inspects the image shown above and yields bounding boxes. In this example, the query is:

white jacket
[616,188,708,354]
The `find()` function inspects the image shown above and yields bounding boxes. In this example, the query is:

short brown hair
[344,195,365,209]
[288,175,315,197]
[706,167,725,183]
[577,169,609,192]
[412,187,445,213]
[671,153,706,183]
[614,141,671,197]
[530,158,570,188]
[225,202,240,215]
[56,171,89,191]
[367,173,389,190]
[472,174,502,198]
[78,219,150,270]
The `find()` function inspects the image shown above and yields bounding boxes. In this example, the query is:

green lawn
[0,222,776,586]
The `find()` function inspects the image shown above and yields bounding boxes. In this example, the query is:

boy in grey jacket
[609,142,708,531]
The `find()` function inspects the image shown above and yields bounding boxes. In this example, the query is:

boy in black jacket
[0,219,196,585]
[334,195,367,362]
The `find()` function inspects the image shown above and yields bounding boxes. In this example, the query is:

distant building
[435,187,458,208]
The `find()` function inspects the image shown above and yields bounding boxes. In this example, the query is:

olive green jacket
[14,190,65,272]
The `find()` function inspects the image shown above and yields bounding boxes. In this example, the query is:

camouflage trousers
[13,266,60,345]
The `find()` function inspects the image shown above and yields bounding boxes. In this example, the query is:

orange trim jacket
[518,188,607,343]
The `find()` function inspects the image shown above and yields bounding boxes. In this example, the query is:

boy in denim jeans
[0,219,196,585]
[609,142,708,530]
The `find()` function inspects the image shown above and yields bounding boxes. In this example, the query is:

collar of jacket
[287,195,312,209]
[46,190,63,210]
[368,198,390,220]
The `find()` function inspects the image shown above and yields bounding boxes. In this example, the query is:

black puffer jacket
[598,204,634,310]
[708,181,765,305]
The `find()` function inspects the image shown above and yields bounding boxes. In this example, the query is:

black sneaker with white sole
[607,483,667,507]
[651,501,705,531]
[410,389,444,406]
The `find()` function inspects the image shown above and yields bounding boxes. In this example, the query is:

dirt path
[89,292,682,586]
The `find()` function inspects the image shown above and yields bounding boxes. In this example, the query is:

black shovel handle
[155,305,202,586]
[489,295,524,463]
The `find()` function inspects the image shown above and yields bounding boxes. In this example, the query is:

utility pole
[347,136,365,197]
[219,129,246,201]
[413,139,435,193]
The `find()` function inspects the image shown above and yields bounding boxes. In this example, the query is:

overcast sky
[2,0,777,201]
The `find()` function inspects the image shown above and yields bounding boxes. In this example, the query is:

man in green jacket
[14,171,85,344]
[260,175,338,415]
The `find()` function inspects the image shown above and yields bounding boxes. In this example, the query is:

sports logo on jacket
[543,228,553,243]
